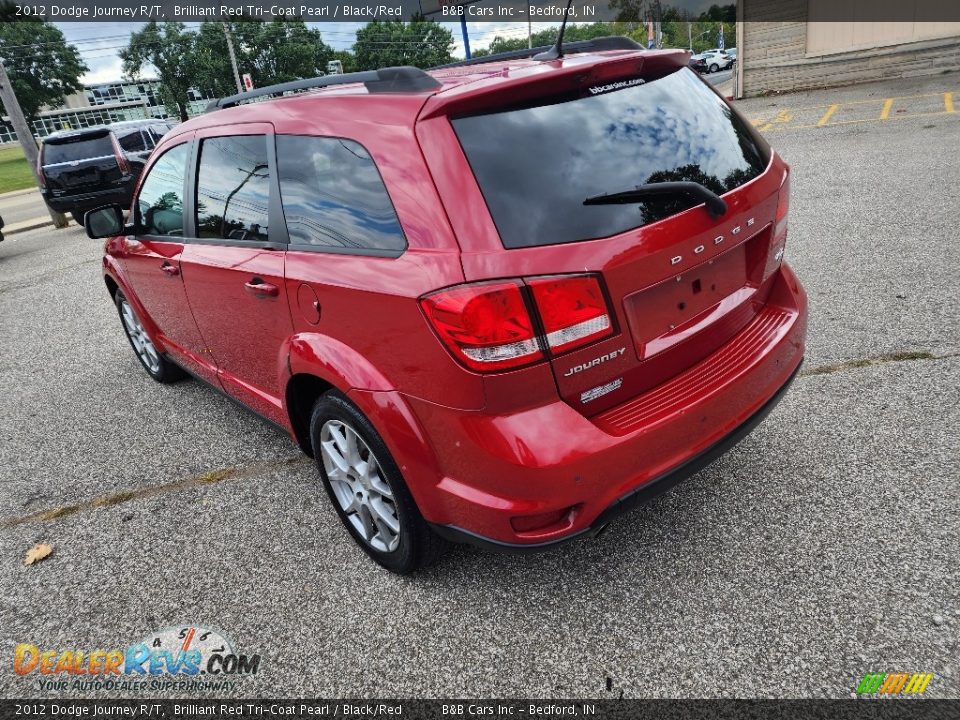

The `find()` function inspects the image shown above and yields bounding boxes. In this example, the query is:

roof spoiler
[434,36,643,70]
[205,66,442,112]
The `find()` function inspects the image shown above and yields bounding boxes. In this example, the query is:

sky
[55,0,721,85]
[56,21,565,84]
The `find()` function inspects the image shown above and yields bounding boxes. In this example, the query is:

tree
[353,19,453,71]
[120,21,196,122]
[193,19,335,97]
[330,50,357,74]
[473,22,618,57]
[0,13,87,122]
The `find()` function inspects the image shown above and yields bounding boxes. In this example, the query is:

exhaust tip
[591,522,611,539]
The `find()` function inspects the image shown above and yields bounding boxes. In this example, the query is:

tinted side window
[276,136,406,253]
[196,135,270,243]
[117,129,147,153]
[137,143,189,237]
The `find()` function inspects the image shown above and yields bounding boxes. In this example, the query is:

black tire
[309,391,446,574]
[709,63,719,73]
[71,210,85,225]
[114,289,186,383]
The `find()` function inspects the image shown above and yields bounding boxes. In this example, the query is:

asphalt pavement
[0,73,957,699]
[703,67,733,88]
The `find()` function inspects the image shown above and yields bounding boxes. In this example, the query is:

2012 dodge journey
[84,37,807,573]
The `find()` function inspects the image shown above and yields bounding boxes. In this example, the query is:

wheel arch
[286,373,336,456]
[283,333,395,456]
[104,274,119,299]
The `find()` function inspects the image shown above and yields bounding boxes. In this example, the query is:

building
[735,0,960,97]
[0,79,216,143]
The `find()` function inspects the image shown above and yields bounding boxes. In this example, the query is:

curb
[4,216,55,235]
[0,187,40,200]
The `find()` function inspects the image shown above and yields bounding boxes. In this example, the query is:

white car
[692,50,734,73]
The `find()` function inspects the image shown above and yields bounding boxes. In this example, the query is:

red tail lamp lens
[420,281,543,372]
[110,134,131,175]
[528,275,613,354]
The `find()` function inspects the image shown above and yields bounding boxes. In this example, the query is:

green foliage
[0,145,34,193]
[125,19,334,115]
[120,21,196,121]
[604,3,734,51]
[193,19,334,97]
[472,22,616,56]
[0,13,88,122]
[330,50,357,74]
[353,19,453,71]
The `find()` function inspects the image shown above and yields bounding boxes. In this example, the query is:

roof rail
[205,66,441,112]
[434,36,643,70]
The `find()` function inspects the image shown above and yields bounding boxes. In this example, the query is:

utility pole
[0,60,68,228]
[222,22,243,94]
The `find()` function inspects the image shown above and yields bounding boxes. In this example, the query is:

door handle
[244,278,279,297]
[160,262,179,276]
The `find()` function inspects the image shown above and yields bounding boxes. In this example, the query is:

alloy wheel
[120,299,161,374]
[319,419,401,552]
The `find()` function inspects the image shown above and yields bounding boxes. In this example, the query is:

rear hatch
[40,129,124,197]
[444,58,785,416]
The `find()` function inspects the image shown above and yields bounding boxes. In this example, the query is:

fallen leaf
[24,543,53,566]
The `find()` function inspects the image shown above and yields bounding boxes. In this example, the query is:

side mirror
[85,204,125,239]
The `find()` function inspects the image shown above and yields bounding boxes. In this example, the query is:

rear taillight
[110,134,131,175]
[420,274,615,373]
[419,281,543,372]
[36,148,45,189]
[528,275,613,354]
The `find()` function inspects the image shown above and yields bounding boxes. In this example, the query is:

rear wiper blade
[584,181,727,218]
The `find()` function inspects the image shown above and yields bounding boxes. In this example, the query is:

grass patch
[0,145,36,194]
[196,468,236,484]
[804,351,937,376]
[35,505,80,522]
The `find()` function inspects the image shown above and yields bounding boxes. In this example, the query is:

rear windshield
[452,68,769,249]
[42,134,113,165]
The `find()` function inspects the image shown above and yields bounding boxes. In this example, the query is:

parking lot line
[746,88,960,133]
[817,104,839,126]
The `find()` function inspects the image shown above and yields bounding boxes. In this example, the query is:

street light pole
[0,60,68,228]
[222,22,243,94]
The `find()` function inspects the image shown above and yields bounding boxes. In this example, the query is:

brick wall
[741,1,960,95]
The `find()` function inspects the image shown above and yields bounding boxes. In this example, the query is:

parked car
[690,49,734,73]
[85,37,806,574]
[726,47,738,63]
[39,120,175,224]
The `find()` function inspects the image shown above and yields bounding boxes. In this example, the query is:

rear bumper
[430,358,801,551]
[43,184,133,213]
[362,263,807,549]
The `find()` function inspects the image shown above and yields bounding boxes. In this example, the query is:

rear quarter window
[117,129,147,153]
[275,135,406,255]
[452,67,769,249]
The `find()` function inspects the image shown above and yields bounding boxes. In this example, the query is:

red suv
[84,38,807,573]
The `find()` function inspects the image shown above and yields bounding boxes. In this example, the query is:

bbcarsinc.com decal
[14,625,261,693]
